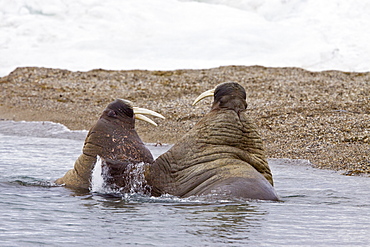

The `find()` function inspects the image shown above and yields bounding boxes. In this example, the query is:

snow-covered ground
[1,0,369,76]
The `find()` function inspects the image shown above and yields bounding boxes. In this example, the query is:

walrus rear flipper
[55,153,97,190]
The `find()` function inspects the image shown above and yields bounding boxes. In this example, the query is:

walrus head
[103,99,164,127]
[94,99,165,191]
[192,82,248,114]
[91,99,165,160]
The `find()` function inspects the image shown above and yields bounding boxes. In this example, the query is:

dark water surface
[0,121,369,246]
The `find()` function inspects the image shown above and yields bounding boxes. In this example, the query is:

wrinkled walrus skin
[147,82,279,201]
[55,99,156,191]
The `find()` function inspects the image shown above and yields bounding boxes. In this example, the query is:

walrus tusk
[192,88,215,105]
[118,99,165,119]
[133,107,165,126]
[135,114,158,126]
[133,107,165,119]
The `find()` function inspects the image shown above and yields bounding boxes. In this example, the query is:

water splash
[90,156,151,196]
[90,156,104,192]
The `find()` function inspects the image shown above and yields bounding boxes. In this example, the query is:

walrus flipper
[55,151,97,189]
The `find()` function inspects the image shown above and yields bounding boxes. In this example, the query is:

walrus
[55,99,164,193]
[146,82,279,201]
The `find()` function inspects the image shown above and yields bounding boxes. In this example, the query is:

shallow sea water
[0,120,369,246]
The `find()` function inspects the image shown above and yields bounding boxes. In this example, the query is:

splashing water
[91,156,151,196]
[90,156,104,192]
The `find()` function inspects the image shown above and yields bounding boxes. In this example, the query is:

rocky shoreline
[0,66,369,175]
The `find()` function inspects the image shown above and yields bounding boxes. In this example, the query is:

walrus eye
[107,110,118,118]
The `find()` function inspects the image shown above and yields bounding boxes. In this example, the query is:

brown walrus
[55,99,164,193]
[146,82,279,201]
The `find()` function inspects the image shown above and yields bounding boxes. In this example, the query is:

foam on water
[91,157,151,196]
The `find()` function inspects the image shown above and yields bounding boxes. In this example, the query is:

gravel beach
[0,66,369,175]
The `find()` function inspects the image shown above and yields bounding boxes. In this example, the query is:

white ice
[1,0,370,76]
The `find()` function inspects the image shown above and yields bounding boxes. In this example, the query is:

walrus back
[147,109,276,199]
